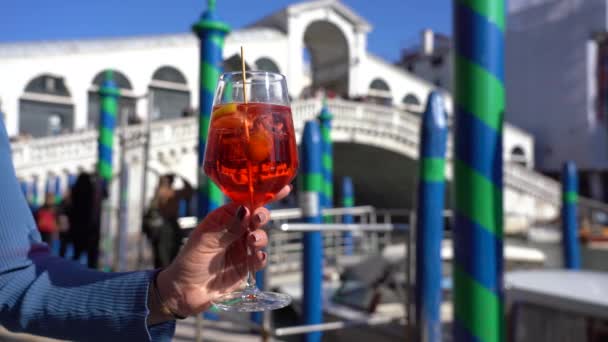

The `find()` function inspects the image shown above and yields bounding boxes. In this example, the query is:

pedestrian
[145,174,194,268]
[69,172,101,268]
[35,192,58,245]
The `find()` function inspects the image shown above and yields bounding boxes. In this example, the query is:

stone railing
[11,98,563,221]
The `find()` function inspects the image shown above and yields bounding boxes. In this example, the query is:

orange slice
[246,131,272,162]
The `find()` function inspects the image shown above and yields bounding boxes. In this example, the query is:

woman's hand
[151,185,291,321]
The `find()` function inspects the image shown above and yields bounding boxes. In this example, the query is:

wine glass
[203,71,298,311]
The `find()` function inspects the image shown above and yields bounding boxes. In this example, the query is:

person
[68,172,101,268]
[0,116,285,340]
[35,192,58,245]
[146,174,194,268]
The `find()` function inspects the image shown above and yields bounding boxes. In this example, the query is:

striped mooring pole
[561,161,581,269]
[193,0,229,220]
[415,92,448,342]
[98,70,119,191]
[31,178,39,210]
[341,177,354,255]
[98,69,119,271]
[318,96,333,222]
[453,1,505,342]
[300,120,323,342]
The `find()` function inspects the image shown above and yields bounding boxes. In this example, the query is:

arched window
[510,146,527,167]
[88,70,136,128]
[223,54,251,73]
[402,94,421,106]
[255,57,280,73]
[368,78,392,106]
[19,74,74,137]
[149,66,191,120]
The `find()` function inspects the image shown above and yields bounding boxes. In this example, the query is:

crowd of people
[32,172,195,270]
[32,173,101,268]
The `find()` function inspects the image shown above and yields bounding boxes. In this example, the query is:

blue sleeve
[0,120,175,341]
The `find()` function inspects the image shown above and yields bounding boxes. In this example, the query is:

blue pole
[31,179,39,211]
[54,175,62,204]
[45,177,53,197]
[341,177,354,255]
[250,270,265,326]
[300,121,323,342]
[193,0,229,220]
[317,97,334,223]
[178,199,188,218]
[561,161,581,269]
[415,92,448,342]
[68,173,77,187]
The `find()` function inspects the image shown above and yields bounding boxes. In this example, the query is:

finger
[269,185,292,204]
[250,251,268,272]
[247,229,268,249]
[251,207,270,230]
[218,206,249,246]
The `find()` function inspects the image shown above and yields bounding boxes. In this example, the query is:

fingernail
[260,251,267,261]
[249,232,259,243]
[236,206,246,221]
[254,212,266,224]
[289,184,294,191]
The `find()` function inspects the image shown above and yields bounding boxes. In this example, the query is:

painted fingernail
[260,251,267,262]
[254,212,266,224]
[249,232,259,243]
[236,206,246,221]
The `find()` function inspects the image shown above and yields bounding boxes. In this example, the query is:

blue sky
[0,0,451,62]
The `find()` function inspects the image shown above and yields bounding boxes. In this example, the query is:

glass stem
[245,243,257,290]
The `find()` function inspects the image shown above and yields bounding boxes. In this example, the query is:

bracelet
[152,270,187,320]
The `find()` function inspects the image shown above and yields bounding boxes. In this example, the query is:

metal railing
[183,206,416,341]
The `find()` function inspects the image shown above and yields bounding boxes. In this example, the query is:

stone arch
[303,20,349,97]
[149,66,191,120]
[87,69,137,128]
[19,73,74,137]
[223,54,252,73]
[368,78,392,105]
[255,57,281,73]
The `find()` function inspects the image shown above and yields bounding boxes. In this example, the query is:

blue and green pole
[54,176,62,204]
[341,177,354,255]
[31,178,39,210]
[561,161,581,269]
[193,0,229,220]
[301,120,323,342]
[318,96,334,222]
[98,70,119,192]
[415,92,448,342]
[453,1,505,342]
[98,70,119,271]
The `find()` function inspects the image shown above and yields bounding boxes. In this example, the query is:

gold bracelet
[152,270,186,320]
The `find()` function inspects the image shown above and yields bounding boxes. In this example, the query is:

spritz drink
[203,71,298,312]
[204,102,298,208]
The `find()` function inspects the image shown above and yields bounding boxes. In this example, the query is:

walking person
[145,174,193,268]
[69,172,101,268]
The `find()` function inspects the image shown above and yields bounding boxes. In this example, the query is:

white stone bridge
[11,98,563,235]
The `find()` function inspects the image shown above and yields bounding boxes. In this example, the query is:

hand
[153,185,291,319]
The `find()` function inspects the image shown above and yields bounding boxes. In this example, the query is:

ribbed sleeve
[0,121,175,340]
